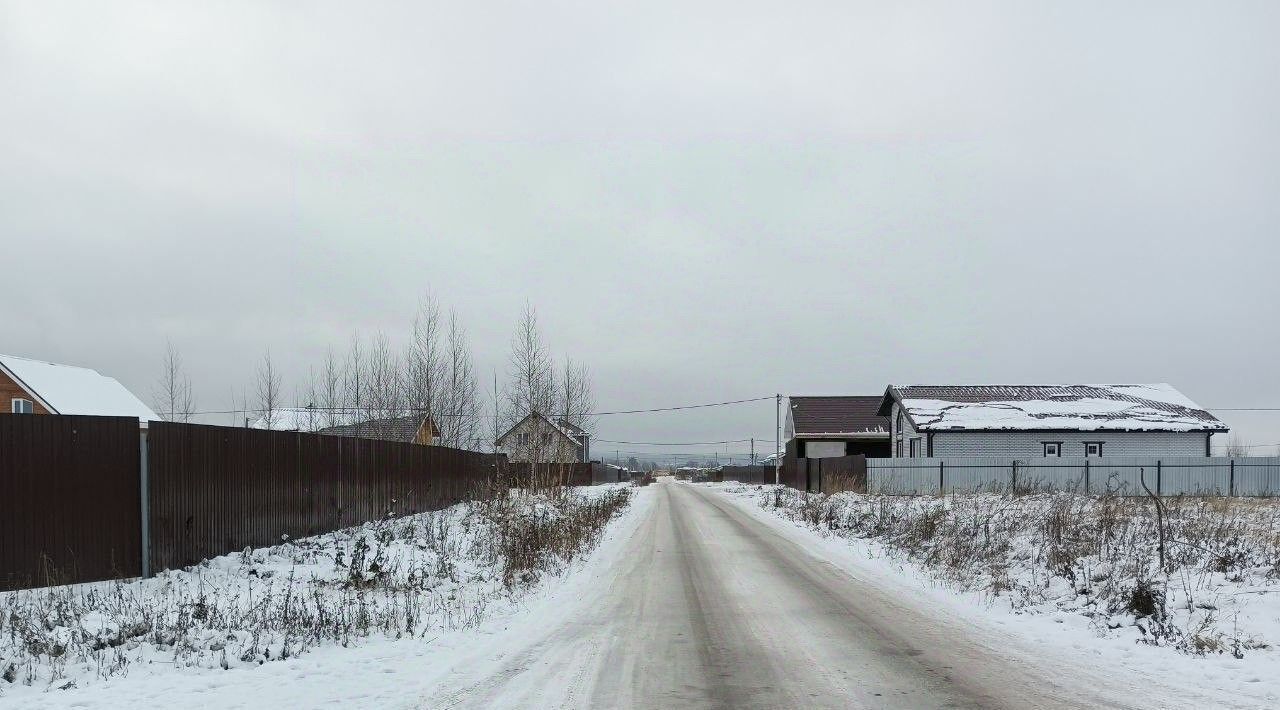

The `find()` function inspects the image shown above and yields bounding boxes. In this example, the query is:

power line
[585,396,773,416]
[1207,408,1280,412]
[182,395,776,418]
[594,437,773,446]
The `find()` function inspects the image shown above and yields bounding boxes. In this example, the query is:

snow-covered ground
[708,482,1280,707]
[0,484,639,709]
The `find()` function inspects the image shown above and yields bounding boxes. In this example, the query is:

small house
[785,395,891,458]
[496,412,591,464]
[0,353,157,423]
[876,384,1227,458]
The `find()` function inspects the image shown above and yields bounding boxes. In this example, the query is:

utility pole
[751,437,755,465]
[775,393,781,485]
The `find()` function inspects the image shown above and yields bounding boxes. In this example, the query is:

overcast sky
[3,1,1278,459]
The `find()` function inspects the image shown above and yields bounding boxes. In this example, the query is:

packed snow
[708,482,1280,708]
[0,484,636,709]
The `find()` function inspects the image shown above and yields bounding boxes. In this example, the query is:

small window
[11,398,33,414]
[1043,442,1061,457]
[517,432,529,446]
[1085,442,1102,457]
[909,438,921,458]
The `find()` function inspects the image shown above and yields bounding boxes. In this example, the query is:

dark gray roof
[316,415,427,443]
[877,384,1227,432]
[789,396,889,437]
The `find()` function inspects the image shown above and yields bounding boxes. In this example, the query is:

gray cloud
[3,1,1278,458]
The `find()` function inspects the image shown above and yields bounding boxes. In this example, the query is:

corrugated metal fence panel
[719,465,773,484]
[0,415,141,591]
[1160,456,1230,496]
[148,422,501,573]
[942,457,1019,493]
[1233,458,1280,497]
[867,459,940,495]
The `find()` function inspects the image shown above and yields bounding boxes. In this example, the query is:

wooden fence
[1,416,142,591]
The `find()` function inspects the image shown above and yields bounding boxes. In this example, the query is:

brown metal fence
[779,453,869,493]
[718,465,774,484]
[0,415,141,591]
[147,422,501,573]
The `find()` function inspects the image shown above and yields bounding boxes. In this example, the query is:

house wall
[0,371,50,414]
[890,402,923,457]
[930,431,1209,458]
[797,437,893,459]
[497,417,582,464]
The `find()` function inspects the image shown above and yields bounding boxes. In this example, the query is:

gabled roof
[877,384,1227,433]
[0,353,158,422]
[789,396,889,437]
[495,411,587,448]
[316,415,430,444]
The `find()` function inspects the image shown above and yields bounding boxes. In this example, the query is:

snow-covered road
[422,479,1236,709]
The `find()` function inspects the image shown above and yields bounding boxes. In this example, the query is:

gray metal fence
[866,456,1280,496]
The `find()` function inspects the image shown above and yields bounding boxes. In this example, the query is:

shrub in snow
[0,485,631,696]
[756,486,1279,659]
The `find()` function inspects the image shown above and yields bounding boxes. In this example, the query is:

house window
[1085,442,1102,457]
[541,433,552,446]
[909,438,921,458]
[1043,442,1062,457]
[11,398,33,414]
[517,432,529,446]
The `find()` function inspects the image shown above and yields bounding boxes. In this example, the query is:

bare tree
[440,310,481,449]
[557,357,595,461]
[318,348,344,429]
[504,304,559,465]
[153,342,195,422]
[407,294,446,435]
[364,333,405,437]
[255,351,282,430]
[344,335,365,426]
[1224,435,1250,458]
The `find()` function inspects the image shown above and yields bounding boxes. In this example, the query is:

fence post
[1084,459,1090,495]
[939,459,945,494]
[139,427,150,580]
[1011,460,1018,494]
[1156,460,1162,497]
[1229,459,1235,497]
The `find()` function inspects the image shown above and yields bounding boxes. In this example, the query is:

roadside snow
[0,484,641,709]
[705,483,1280,709]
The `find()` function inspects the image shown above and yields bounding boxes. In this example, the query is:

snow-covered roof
[0,353,158,422]
[880,384,1227,433]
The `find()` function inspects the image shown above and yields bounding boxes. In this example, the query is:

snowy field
[0,484,638,709]
[708,482,1280,707]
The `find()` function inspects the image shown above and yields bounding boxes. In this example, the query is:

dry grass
[761,487,1280,657]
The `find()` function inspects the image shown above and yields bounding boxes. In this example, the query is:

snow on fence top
[0,353,158,422]
[884,384,1227,433]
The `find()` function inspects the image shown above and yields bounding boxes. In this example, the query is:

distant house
[251,408,444,446]
[316,415,442,446]
[786,396,891,458]
[876,384,1228,459]
[0,353,158,423]
[496,412,591,464]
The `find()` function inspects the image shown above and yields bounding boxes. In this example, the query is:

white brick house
[876,385,1227,459]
